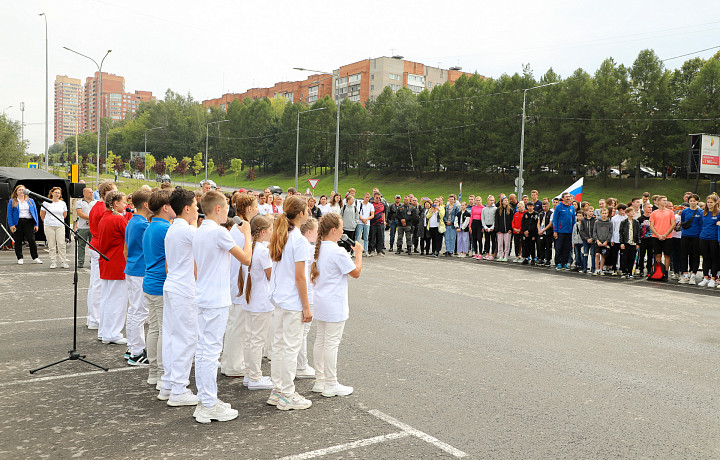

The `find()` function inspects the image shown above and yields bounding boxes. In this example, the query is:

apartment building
[202,56,479,110]
[53,75,83,143]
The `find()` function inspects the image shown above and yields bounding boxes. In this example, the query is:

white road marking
[0,315,87,326]
[0,366,141,387]
[275,432,410,460]
[369,409,468,458]
[1,287,88,295]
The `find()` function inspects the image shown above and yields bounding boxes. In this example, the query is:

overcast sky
[2,0,718,156]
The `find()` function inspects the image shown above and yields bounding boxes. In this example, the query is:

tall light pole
[20,102,24,154]
[206,119,228,181]
[295,107,327,190]
[39,13,48,171]
[518,81,560,197]
[294,67,341,192]
[63,47,111,185]
[144,126,164,178]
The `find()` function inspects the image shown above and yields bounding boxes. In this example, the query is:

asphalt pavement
[0,245,718,459]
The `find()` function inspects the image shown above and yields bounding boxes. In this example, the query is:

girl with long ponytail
[267,195,313,410]
[297,217,319,379]
[241,215,274,390]
[309,213,363,397]
[220,193,258,378]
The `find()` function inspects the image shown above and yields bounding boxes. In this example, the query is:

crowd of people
[6,179,720,424]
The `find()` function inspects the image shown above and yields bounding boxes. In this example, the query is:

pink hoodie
[469,204,484,228]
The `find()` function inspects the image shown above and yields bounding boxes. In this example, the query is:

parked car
[268,185,283,195]
[121,171,131,178]
[132,173,145,180]
[155,174,171,183]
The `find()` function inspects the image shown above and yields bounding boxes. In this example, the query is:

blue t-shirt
[699,212,719,241]
[142,217,171,295]
[680,208,703,238]
[124,214,149,277]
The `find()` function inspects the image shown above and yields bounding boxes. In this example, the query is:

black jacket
[388,202,404,222]
[619,218,640,245]
[521,212,539,235]
[309,206,322,219]
[495,208,514,233]
[579,216,595,241]
[456,210,471,232]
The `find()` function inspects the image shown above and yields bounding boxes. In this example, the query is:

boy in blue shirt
[124,189,151,365]
[143,190,176,395]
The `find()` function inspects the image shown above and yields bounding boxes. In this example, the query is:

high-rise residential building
[80,72,155,133]
[202,56,478,110]
[53,75,83,144]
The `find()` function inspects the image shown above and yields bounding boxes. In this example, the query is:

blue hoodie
[552,202,575,234]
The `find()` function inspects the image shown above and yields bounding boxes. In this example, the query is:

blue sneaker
[563,264,571,270]
[556,264,562,270]
[124,349,131,360]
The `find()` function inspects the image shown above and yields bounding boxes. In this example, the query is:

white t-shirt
[75,198,95,229]
[304,236,315,305]
[164,218,197,299]
[276,205,283,214]
[610,214,626,243]
[257,204,272,216]
[43,200,68,227]
[270,227,309,311]
[358,201,372,221]
[18,200,31,219]
[313,241,356,322]
[329,204,341,215]
[318,203,331,216]
[429,210,439,228]
[243,241,273,313]
[193,219,236,308]
[229,225,247,306]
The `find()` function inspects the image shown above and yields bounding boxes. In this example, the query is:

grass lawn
[78,170,712,207]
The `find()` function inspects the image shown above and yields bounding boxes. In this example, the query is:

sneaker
[698,278,709,287]
[247,376,274,390]
[366,252,373,257]
[61,262,69,269]
[156,381,162,391]
[102,337,127,345]
[124,349,131,360]
[243,376,249,387]
[521,259,529,265]
[128,350,149,366]
[322,383,354,397]
[33,258,43,264]
[17,259,23,265]
[266,389,282,406]
[689,276,697,285]
[295,366,316,379]
[378,252,385,257]
[678,276,689,284]
[708,279,717,288]
[147,376,158,386]
[87,324,98,330]
[194,401,238,423]
[556,264,563,270]
[157,388,171,401]
[167,390,199,407]
[49,262,57,269]
[277,392,312,411]
[311,380,325,393]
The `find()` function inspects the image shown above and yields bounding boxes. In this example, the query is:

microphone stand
[29,192,109,374]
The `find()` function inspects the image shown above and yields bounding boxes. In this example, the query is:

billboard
[700,134,720,175]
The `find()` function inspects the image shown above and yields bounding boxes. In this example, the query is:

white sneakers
[194,400,238,424]
[101,337,128,345]
[698,278,709,287]
[296,366,316,379]
[167,390,198,407]
[17,259,23,265]
[322,383,354,397]
[689,276,697,285]
[247,376,273,390]
[678,276,689,284]
[266,389,282,406]
[49,262,57,269]
[157,388,171,401]
[61,262,69,269]
[709,279,717,288]
[277,392,312,410]
[311,380,325,393]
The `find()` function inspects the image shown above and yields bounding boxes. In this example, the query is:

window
[408,85,424,93]
[371,74,374,80]
[390,84,401,91]
[348,73,361,83]
[371,84,374,90]
[408,74,425,85]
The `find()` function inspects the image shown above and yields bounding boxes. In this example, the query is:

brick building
[202,56,479,110]
[53,75,83,143]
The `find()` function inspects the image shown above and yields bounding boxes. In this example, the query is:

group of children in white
[85,181,363,424]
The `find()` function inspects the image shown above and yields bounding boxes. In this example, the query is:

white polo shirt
[164,218,197,299]
[193,219,236,308]
[243,241,273,313]
[270,227,309,311]
[313,241,356,322]
[76,198,95,229]
[229,224,247,306]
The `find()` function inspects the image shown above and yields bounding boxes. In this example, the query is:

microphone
[22,188,52,202]
[232,216,245,227]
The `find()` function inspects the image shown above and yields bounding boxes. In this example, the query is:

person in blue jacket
[552,192,575,270]
[679,194,703,284]
[698,194,720,287]
[6,184,43,264]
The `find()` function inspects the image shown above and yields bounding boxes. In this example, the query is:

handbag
[681,209,697,230]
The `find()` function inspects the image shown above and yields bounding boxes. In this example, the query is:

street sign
[28,162,38,169]
[514,177,524,186]
[459,182,462,201]
[308,179,319,190]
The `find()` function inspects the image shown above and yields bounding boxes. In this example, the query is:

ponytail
[310,213,342,285]
[245,215,273,303]
[270,195,308,262]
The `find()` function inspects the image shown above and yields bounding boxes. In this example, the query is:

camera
[338,234,355,253]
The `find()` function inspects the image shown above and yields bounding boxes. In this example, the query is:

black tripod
[30,194,109,374]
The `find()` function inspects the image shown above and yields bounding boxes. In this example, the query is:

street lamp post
[39,13,48,171]
[63,47,111,185]
[206,120,229,181]
[144,126,164,179]
[294,67,341,192]
[518,81,560,197]
[20,102,24,154]
[295,107,327,190]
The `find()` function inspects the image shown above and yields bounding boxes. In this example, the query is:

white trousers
[220,303,246,376]
[99,278,128,342]
[243,310,272,381]
[196,306,229,407]
[270,306,303,397]
[297,305,314,371]
[145,293,164,381]
[161,291,198,395]
[125,275,148,355]
[45,225,67,264]
[264,309,274,358]
[86,250,102,330]
[313,320,346,386]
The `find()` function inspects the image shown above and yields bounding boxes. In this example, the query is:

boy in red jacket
[511,202,525,262]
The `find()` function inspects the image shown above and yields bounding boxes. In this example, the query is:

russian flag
[555,177,583,202]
